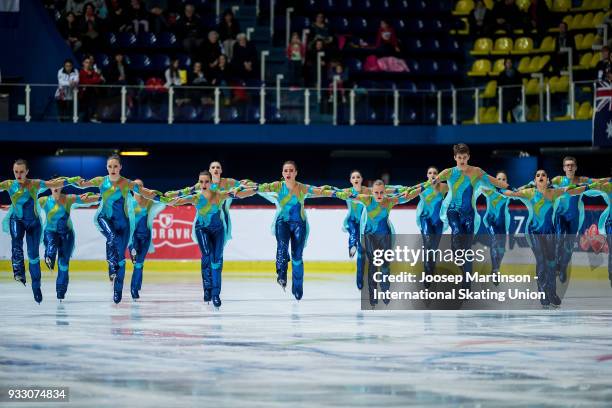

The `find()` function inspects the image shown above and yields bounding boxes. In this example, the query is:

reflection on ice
[1,276,612,406]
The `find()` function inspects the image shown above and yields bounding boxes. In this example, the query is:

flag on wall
[593,80,612,147]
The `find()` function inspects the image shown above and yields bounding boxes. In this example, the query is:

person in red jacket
[79,56,104,122]
[375,20,400,56]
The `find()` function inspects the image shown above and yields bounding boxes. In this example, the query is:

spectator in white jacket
[55,59,80,122]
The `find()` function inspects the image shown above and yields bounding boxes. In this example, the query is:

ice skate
[349,246,357,258]
[33,287,43,304]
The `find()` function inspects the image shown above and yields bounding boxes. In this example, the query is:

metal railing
[0,78,598,126]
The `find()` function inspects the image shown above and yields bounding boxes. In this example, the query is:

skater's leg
[56,231,74,300]
[210,225,225,307]
[97,216,120,278]
[289,221,307,300]
[195,225,212,302]
[25,220,42,303]
[130,232,151,299]
[274,220,291,288]
[43,230,58,270]
[9,217,26,284]
[112,223,130,304]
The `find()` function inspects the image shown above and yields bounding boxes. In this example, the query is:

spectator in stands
[469,0,492,37]
[65,0,86,15]
[491,0,522,34]
[210,55,233,105]
[145,0,169,33]
[128,0,149,34]
[55,59,79,122]
[327,61,347,103]
[164,57,182,88]
[79,56,104,123]
[596,46,611,81]
[200,30,223,74]
[375,20,400,56]
[311,13,333,47]
[287,32,305,87]
[106,53,130,84]
[554,21,576,73]
[107,0,131,32]
[217,10,241,61]
[305,38,326,86]
[231,33,257,80]
[527,0,551,39]
[188,61,212,105]
[80,2,102,53]
[177,3,203,55]
[59,12,82,52]
[497,59,521,122]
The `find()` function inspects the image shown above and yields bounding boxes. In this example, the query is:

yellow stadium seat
[462,107,485,125]
[516,0,531,11]
[490,58,506,76]
[574,33,584,49]
[471,38,493,55]
[537,36,556,53]
[576,101,593,119]
[491,37,513,54]
[550,75,570,93]
[518,56,532,73]
[579,12,594,29]
[484,0,494,9]
[453,0,474,16]
[483,106,499,124]
[574,0,594,11]
[574,52,593,70]
[480,80,498,98]
[579,33,596,50]
[593,11,607,27]
[512,37,535,54]
[554,103,579,121]
[527,105,541,122]
[591,52,602,68]
[524,55,550,73]
[571,14,583,30]
[524,78,543,95]
[595,0,610,10]
[552,0,572,12]
[468,59,492,76]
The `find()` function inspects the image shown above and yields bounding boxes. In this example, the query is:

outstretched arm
[42,176,83,189]
[256,181,282,193]
[169,195,196,206]
[128,179,166,202]
[432,168,452,185]
[164,184,197,198]
[0,180,10,191]
[77,193,100,204]
[78,176,105,188]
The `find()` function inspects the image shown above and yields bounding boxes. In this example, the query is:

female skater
[39,187,100,300]
[77,154,166,304]
[480,171,511,282]
[500,170,589,307]
[169,171,253,308]
[585,179,612,285]
[0,159,79,303]
[255,161,331,300]
[333,180,428,306]
[417,167,448,287]
[128,179,166,300]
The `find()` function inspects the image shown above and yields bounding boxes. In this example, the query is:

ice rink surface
[1,274,612,407]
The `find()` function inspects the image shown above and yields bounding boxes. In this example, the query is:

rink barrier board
[0,261,609,282]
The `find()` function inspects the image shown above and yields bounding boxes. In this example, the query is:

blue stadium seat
[116,32,138,49]
[420,60,440,75]
[196,105,215,122]
[393,0,410,13]
[175,105,197,121]
[320,0,336,12]
[402,107,418,124]
[177,54,192,69]
[336,0,353,12]
[350,17,369,35]
[304,0,318,13]
[330,16,350,34]
[345,58,363,73]
[105,32,117,47]
[436,80,455,90]
[355,0,375,13]
[137,32,157,48]
[405,38,423,54]
[127,54,151,70]
[407,19,425,34]
[150,54,170,71]
[422,38,441,53]
[394,18,408,35]
[398,81,417,92]
[439,60,459,76]
[406,59,420,73]
[440,37,461,54]
[158,32,178,49]
[98,104,120,121]
[94,53,110,69]
[292,16,310,32]
[417,81,436,92]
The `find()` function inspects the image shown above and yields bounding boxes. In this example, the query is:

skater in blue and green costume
[417,166,448,286]
[585,179,612,285]
[128,179,166,300]
[255,161,331,300]
[0,159,80,303]
[169,171,253,308]
[501,169,590,307]
[165,161,255,243]
[433,144,509,289]
[550,156,594,283]
[77,154,167,304]
[39,187,99,300]
[332,180,427,306]
[479,171,512,281]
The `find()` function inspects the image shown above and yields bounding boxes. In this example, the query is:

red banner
[149,206,199,259]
